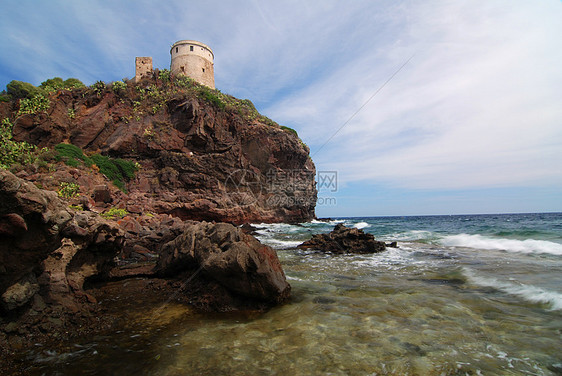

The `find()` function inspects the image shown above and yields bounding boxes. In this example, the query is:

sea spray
[441,233,562,255]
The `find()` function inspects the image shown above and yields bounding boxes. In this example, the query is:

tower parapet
[170,40,215,89]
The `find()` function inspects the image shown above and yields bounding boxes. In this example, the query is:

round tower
[170,40,215,89]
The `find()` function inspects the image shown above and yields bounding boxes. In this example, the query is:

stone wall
[135,57,153,82]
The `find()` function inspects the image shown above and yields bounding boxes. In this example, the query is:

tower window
[190,46,194,51]
[202,68,205,73]
[175,47,178,53]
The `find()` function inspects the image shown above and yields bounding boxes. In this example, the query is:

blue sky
[1,0,561,217]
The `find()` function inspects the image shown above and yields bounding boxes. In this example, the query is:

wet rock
[1,273,39,311]
[240,223,259,235]
[157,221,291,309]
[298,224,386,254]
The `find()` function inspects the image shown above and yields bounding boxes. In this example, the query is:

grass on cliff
[54,143,138,192]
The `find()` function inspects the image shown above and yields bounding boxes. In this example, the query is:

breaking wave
[441,234,562,255]
[463,268,562,310]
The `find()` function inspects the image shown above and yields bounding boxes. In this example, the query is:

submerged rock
[298,224,386,254]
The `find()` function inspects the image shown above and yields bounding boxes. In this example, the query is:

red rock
[156,221,291,309]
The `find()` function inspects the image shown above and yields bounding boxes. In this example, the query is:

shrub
[57,182,80,199]
[40,77,86,93]
[101,207,128,219]
[158,69,171,83]
[281,126,298,137]
[17,94,50,116]
[0,118,38,169]
[53,143,138,192]
[0,91,10,102]
[197,86,225,110]
[90,154,138,192]
[64,78,85,89]
[111,80,127,95]
[40,77,65,92]
[6,80,44,99]
[91,81,106,96]
[54,143,93,166]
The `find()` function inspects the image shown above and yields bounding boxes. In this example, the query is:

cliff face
[10,78,317,224]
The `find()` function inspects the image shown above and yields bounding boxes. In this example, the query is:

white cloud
[1,0,560,203]
[265,0,562,190]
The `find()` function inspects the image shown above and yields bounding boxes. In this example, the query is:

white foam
[385,230,435,242]
[353,222,370,229]
[441,234,562,256]
[257,238,303,249]
[463,268,562,310]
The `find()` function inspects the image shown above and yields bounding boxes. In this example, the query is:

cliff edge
[5,73,316,224]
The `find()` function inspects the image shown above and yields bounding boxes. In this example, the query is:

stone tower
[170,40,215,89]
[135,57,153,82]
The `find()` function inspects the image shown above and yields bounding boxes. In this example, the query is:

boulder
[298,224,386,254]
[0,170,124,313]
[156,221,291,310]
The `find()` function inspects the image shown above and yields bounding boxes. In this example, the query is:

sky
[1,0,561,217]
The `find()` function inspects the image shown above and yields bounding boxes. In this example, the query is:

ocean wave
[441,234,562,255]
[463,268,562,310]
[310,219,344,225]
[383,230,436,242]
[353,222,370,229]
[256,237,303,249]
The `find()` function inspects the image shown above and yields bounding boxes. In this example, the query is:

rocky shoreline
[0,169,292,372]
[0,75,317,371]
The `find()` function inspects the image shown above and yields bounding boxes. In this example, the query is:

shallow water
[22,213,562,375]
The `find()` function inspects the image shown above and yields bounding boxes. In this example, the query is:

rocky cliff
[8,75,317,224]
[0,74,314,363]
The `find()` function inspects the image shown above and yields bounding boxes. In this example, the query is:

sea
[24,213,562,375]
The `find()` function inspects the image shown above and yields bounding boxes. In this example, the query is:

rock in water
[156,221,291,309]
[298,224,386,254]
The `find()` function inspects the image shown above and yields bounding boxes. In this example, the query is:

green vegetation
[17,94,50,116]
[54,143,138,192]
[90,154,138,192]
[54,143,93,167]
[196,85,225,110]
[0,118,39,169]
[111,80,127,95]
[0,91,10,102]
[158,69,171,83]
[57,182,80,199]
[281,126,298,137]
[6,80,44,99]
[91,81,106,96]
[101,207,128,219]
[68,204,84,211]
[62,78,85,89]
[5,78,86,101]
[39,77,85,93]
[67,108,76,119]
